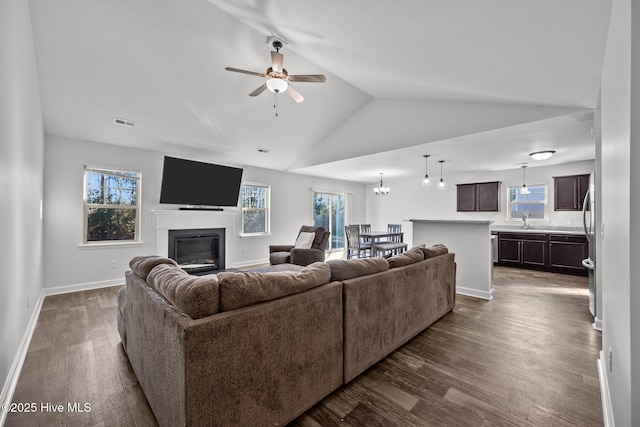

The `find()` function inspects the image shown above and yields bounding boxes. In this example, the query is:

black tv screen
[159,156,243,207]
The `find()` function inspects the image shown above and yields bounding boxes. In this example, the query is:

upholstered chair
[269,225,331,266]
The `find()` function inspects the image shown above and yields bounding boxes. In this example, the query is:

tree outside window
[84,167,141,243]
[313,192,345,250]
[242,184,269,235]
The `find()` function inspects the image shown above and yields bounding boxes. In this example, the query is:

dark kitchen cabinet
[548,234,589,276]
[456,181,501,212]
[498,232,547,269]
[554,174,589,211]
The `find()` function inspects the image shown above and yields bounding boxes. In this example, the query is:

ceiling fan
[225,39,326,113]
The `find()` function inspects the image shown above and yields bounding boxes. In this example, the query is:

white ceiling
[28,0,612,184]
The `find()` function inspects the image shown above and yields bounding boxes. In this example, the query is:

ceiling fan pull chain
[274,92,278,117]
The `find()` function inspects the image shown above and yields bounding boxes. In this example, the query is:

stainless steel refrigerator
[582,173,597,318]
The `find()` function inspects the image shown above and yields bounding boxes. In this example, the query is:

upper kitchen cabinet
[456,181,501,212]
[553,174,589,211]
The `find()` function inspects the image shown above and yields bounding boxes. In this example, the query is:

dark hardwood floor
[5,267,602,426]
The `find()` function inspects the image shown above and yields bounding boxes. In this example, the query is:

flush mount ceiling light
[529,150,556,161]
[422,155,432,187]
[437,160,446,190]
[373,173,390,196]
[520,165,531,195]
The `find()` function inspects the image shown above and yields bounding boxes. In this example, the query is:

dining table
[359,230,404,257]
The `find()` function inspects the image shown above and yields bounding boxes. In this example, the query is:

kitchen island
[404,219,493,300]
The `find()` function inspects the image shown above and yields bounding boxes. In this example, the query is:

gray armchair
[269,225,330,266]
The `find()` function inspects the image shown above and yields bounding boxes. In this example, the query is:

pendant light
[520,165,531,195]
[437,160,446,190]
[422,155,432,186]
[373,173,390,196]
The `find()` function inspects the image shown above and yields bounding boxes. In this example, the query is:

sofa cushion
[218,262,331,312]
[147,264,219,319]
[327,258,389,282]
[129,255,177,280]
[294,231,316,249]
[387,246,425,269]
[419,244,449,259]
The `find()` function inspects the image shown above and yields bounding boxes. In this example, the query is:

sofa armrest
[290,248,325,266]
[269,244,295,253]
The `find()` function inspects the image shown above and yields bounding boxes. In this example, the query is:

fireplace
[168,228,225,274]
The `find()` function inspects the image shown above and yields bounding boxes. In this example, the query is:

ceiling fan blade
[271,51,284,72]
[288,74,326,83]
[287,85,304,103]
[225,67,266,77]
[249,83,268,97]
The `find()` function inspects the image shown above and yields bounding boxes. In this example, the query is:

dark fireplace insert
[168,228,225,275]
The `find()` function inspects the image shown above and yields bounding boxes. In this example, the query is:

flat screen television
[159,156,244,207]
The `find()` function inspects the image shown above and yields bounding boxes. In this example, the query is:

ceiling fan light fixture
[266,78,288,93]
[529,150,556,161]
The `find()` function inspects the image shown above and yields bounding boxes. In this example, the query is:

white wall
[600,0,637,424]
[0,0,45,416]
[366,160,594,229]
[43,135,367,290]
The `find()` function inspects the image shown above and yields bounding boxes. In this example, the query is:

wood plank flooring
[5,267,602,426]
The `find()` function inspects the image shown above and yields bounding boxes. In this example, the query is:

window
[508,184,548,220]
[84,166,141,243]
[241,183,270,235]
[313,191,345,251]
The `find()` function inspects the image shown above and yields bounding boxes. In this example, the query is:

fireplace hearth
[168,228,225,275]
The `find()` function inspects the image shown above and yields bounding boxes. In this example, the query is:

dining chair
[345,225,371,259]
[360,224,372,246]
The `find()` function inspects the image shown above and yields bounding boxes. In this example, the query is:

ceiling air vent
[113,117,136,127]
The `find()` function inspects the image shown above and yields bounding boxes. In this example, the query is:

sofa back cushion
[387,246,425,269]
[418,244,449,259]
[327,258,389,282]
[147,264,219,319]
[129,255,177,280]
[217,262,331,312]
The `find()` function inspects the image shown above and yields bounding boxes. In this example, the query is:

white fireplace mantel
[153,210,235,266]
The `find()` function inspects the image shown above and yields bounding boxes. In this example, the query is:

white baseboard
[232,258,269,269]
[43,278,124,296]
[456,286,493,300]
[0,290,45,427]
[597,351,615,427]
[593,317,603,331]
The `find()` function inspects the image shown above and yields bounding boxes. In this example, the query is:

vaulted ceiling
[29,0,612,183]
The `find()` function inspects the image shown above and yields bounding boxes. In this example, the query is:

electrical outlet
[609,347,613,372]
[110,259,117,269]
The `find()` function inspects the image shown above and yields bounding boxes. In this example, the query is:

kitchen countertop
[410,219,494,225]
[490,225,585,235]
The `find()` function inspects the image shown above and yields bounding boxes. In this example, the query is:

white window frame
[506,184,549,221]
[83,166,141,244]
[241,182,270,236]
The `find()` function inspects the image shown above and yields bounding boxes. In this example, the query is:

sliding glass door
[312,192,345,251]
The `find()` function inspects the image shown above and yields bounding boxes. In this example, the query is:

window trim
[240,182,270,236]
[506,183,549,221]
[83,165,142,244]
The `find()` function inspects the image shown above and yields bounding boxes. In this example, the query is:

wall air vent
[113,117,136,127]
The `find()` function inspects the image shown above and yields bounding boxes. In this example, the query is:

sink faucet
[522,214,529,230]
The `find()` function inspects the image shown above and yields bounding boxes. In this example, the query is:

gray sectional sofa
[117,245,456,426]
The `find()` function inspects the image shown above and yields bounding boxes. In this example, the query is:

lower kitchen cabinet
[497,232,588,276]
[498,233,547,270]
[548,234,588,276]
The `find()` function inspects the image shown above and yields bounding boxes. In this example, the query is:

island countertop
[490,225,585,235]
